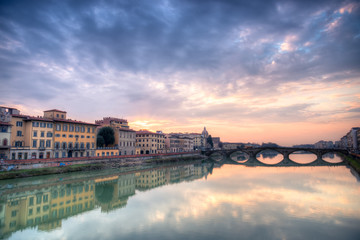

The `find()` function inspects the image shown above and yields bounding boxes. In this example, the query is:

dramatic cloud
[0,0,359,144]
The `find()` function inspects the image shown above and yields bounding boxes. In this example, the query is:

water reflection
[1,158,360,240]
[289,151,317,163]
[230,151,249,163]
[322,153,344,163]
[0,162,210,239]
[256,150,283,164]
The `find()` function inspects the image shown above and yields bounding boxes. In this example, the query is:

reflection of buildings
[95,173,136,212]
[258,151,279,159]
[0,162,211,238]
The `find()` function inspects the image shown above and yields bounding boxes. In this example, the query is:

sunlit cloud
[0,0,359,145]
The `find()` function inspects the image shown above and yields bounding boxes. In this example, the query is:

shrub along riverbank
[344,154,360,173]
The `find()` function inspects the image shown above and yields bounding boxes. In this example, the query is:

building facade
[47,110,98,158]
[164,134,194,153]
[135,130,165,155]
[95,117,136,155]
[0,121,11,160]
[118,128,136,155]
[9,114,54,160]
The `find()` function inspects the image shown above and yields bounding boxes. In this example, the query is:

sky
[0,0,359,146]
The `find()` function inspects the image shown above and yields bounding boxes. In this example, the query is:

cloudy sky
[1,0,359,145]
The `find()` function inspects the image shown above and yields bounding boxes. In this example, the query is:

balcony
[38,146,46,151]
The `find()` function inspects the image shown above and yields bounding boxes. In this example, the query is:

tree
[207,135,214,149]
[97,127,115,147]
[97,135,105,148]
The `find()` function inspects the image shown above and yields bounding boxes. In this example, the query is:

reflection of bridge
[203,147,349,167]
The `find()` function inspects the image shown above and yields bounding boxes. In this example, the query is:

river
[1,153,359,240]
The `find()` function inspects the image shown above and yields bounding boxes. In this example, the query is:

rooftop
[44,109,67,113]
[0,121,12,126]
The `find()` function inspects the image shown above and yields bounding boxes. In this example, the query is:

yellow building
[135,130,165,155]
[95,148,119,157]
[135,169,167,190]
[44,110,98,158]
[10,114,54,160]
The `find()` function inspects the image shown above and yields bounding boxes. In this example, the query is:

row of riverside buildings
[311,127,360,153]
[0,106,218,160]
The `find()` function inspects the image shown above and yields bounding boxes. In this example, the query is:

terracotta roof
[136,130,164,135]
[44,109,67,113]
[11,114,98,126]
[53,118,99,126]
[0,106,18,109]
[11,114,53,122]
[0,121,12,126]
[118,128,136,132]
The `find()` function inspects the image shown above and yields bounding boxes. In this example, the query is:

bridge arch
[255,149,284,165]
[228,150,250,163]
[289,150,318,164]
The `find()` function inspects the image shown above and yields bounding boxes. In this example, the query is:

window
[69,134,73,138]
[43,195,48,203]
[40,122,46,128]
[63,124,68,131]
[36,195,42,204]
[92,127,95,133]
[47,132,53,137]
[55,152,59,158]
[56,124,61,131]
[39,140,45,148]
[56,114,59,118]
[80,143,84,149]
[86,143,90,149]
[62,142,67,149]
[16,121,23,127]
[81,126,85,132]
[11,210,17,217]
[17,131,22,136]
[32,140,37,148]
[62,134,66,137]
[47,123,53,128]
[40,131,45,137]
[81,135,84,138]
[1,126,7,132]
[46,140,51,148]
[75,126,79,132]
[69,125,74,132]
[29,209,33,216]
[87,127,90,133]
[33,131,37,137]
[55,134,60,137]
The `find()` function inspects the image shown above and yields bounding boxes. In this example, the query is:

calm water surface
[1,155,360,240]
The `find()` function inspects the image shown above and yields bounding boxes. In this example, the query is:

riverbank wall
[0,151,204,171]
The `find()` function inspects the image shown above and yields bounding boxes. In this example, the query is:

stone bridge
[202,147,349,167]
[204,147,348,159]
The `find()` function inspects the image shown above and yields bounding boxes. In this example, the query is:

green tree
[207,135,214,149]
[97,127,115,147]
[96,135,105,148]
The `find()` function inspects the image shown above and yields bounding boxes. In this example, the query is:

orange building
[44,110,99,158]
